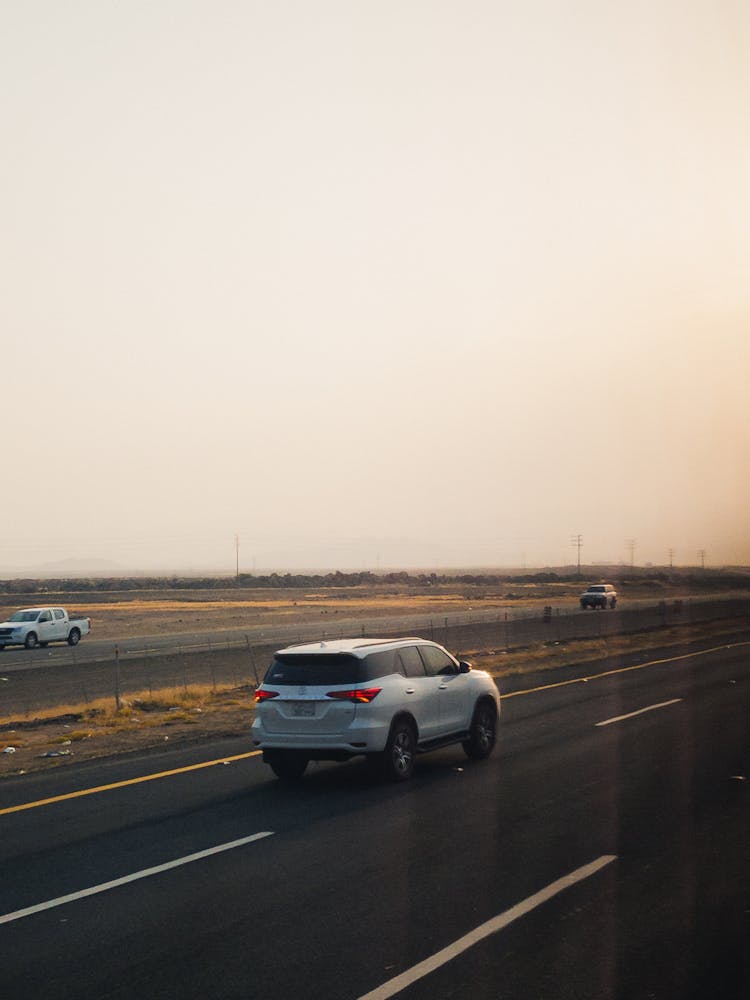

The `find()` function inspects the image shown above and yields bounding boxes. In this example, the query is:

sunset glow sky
[2,1,748,573]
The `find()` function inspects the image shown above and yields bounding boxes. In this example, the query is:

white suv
[252,637,501,781]
[580,583,617,609]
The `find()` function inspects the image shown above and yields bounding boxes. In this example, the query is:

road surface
[0,638,747,998]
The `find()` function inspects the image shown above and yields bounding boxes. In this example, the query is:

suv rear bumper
[251,726,389,754]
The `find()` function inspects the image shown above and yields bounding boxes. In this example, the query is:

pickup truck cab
[580,584,617,610]
[0,607,91,649]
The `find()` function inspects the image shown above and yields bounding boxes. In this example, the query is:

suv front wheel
[463,699,497,760]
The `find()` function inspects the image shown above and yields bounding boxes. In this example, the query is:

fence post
[246,635,260,688]
[179,646,187,693]
[114,645,121,711]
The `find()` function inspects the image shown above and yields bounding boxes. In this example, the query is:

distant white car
[580,584,617,610]
[252,637,501,781]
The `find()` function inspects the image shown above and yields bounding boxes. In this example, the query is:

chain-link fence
[2,596,749,718]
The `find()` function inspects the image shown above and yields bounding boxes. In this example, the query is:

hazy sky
[2,1,748,574]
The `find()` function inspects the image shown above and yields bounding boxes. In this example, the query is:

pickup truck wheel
[609,598,617,609]
[463,699,498,760]
[24,632,38,649]
[68,628,81,646]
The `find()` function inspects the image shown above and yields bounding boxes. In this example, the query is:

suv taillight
[326,688,382,703]
[254,689,280,702]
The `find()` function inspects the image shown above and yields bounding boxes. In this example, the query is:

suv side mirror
[459,661,472,674]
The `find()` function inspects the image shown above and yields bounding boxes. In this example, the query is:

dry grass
[0,684,253,776]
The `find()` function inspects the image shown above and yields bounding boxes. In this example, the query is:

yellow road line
[0,751,261,817]
[502,641,747,699]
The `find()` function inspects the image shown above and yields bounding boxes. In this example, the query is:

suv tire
[463,699,497,760]
[382,718,416,782]
[266,750,308,781]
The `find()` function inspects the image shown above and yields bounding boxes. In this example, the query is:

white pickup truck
[579,584,617,610]
[0,607,91,649]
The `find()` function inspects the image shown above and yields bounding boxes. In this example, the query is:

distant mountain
[1,558,125,578]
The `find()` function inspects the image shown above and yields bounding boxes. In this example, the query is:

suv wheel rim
[476,709,494,751]
[393,731,413,772]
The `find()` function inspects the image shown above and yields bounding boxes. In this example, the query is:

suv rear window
[265,648,411,685]
[265,654,366,686]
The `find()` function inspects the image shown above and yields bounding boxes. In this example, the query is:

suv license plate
[292,702,315,717]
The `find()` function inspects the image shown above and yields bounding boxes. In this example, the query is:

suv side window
[399,645,427,678]
[363,650,400,680]
[419,644,458,676]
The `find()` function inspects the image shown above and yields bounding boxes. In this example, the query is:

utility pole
[235,533,240,579]
[626,539,636,571]
[697,548,706,569]
[668,548,675,568]
[570,534,583,578]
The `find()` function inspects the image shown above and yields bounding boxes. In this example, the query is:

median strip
[356,855,617,1000]
[0,831,274,925]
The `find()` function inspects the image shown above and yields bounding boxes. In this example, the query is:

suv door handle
[404,687,415,695]
[438,683,448,690]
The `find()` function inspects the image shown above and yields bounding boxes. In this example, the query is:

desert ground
[0,575,716,642]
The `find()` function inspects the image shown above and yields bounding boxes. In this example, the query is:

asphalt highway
[0,639,747,999]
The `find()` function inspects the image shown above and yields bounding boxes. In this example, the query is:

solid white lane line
[357,855,617,1000]
[503,640,750,700]
[0,831,274,926]
[595,698,682,727]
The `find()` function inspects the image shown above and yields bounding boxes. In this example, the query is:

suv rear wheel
[382,718,416,781]
[266,750,308,781]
